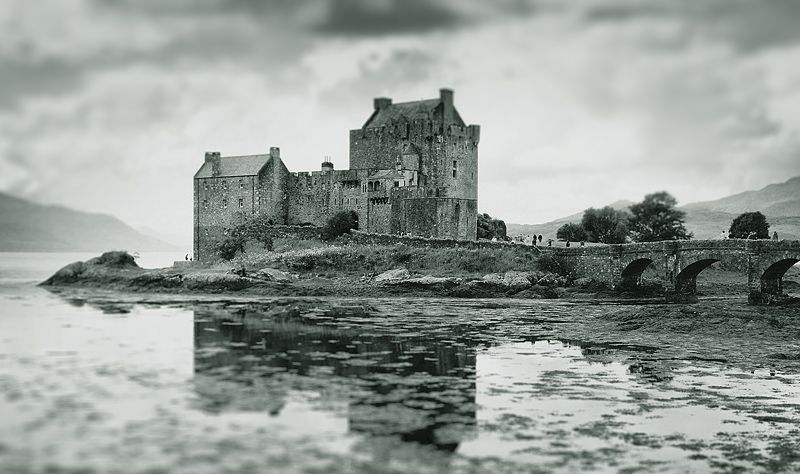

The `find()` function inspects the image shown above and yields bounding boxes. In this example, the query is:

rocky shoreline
[37,251,800,376]
[40,251,598,299]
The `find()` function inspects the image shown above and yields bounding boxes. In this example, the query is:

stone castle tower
[193,88,480,260]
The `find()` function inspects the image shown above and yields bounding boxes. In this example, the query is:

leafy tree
[628,191,692,242]
[321,210,359,241]
[581,206,629,244]
[214,213,276,260]
[477,213,508,241]
[556,223,589,242]
[215,231,246,260]
[729,211,770,239]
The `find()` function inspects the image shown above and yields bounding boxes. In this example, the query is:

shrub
[556,223,589,242]
[477,213,509,240]
[729,211,770,239]
[214,229,246,261]
[321,211,359,241]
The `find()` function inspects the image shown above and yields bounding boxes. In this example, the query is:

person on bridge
[773,231,779,240]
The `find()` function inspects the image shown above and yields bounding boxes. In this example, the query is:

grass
[222,238,548,278]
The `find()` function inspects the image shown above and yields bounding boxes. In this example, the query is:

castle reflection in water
[192,304,478,451]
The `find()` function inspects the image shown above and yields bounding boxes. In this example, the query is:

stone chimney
[440,88,453,116]
[205,151,221,177]
[374,97,392,111]
[321,160,334,172]
[270,147,280,160]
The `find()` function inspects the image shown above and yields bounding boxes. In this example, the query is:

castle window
[204,229,209,237]
[238,198,243,208]
[223,181,228,191]
[394,181,399,187]
[204,181,208,191]
[203,200,208,209]
[239,179,243,189]
[452,160,457,178]
[368,182,374,192]
[222,199,228,209]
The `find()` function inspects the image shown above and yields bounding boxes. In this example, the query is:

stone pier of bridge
[549,239,800,304]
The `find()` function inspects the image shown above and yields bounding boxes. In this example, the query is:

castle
[193,88,481,260]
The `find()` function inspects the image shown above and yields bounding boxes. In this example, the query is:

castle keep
[193,88,480,260]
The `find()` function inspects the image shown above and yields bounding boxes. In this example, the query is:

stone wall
[350,230,540,252]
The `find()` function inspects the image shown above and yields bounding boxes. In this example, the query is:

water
[1,253,799,473]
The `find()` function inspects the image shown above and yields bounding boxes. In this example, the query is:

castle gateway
[193,88,480,260]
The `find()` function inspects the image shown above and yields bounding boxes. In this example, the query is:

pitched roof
[364,99,441,128]
[367,169,405,180]
[194,154,271,179]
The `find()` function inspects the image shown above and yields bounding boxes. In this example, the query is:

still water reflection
[1,288,799,473]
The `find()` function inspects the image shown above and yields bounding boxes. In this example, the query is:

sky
[2,0,800,246]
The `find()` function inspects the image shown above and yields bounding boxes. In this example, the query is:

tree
[581,207,629,244]
[321,210,359,241]
[214,213,278,260]
[729,211,769,239]
[556,223,588,242]
[628,191,692,242]
[477,213,508,241]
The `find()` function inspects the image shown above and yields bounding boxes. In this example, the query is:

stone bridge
[551,240,800,304]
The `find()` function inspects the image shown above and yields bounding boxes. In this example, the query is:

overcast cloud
[1,0,799,245]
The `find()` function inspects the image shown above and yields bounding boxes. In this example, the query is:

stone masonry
[193,89,480,260]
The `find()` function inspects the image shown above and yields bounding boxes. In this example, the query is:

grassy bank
[223,238,549,278]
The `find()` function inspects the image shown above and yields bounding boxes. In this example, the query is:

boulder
[481,273,505,284]
[374,268,410,283]
[252,268,299,283]
[395,276,462,290]
[183,273,253,291]
[86,251,138,269]
[40,261,87,285]
[503,271,532,290]
[537,273,557,287]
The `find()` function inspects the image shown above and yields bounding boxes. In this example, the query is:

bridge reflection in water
[193,305,478,451]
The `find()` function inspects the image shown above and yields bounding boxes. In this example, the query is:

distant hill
[506,200,633,240]
[682,176,800,216]
[507,177,800,241]
[0,191,180,252]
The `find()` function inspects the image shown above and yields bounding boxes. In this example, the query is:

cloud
[314,0,463,36]
[1,0,800,236]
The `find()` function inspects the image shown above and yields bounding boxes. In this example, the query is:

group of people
[518,234,543,246]
[719,231,779,240]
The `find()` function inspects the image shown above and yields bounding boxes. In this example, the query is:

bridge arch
[674,259,719,294]
[619,258,654,288]
[759,258,800,295]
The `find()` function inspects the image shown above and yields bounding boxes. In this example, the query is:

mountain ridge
[0,191,180,252]
[507,176,800,241]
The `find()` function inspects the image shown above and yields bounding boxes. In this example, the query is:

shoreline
[35,251,800,377]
